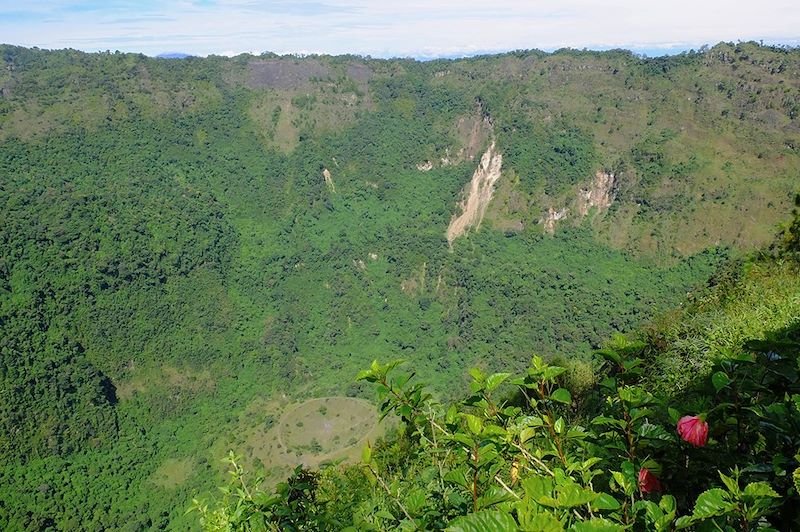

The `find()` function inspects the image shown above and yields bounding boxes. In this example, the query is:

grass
[646,259,800,395]
[151,457,194,489]
[225,396,391,486]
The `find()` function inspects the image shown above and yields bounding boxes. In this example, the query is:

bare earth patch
[235,396,391,484]
[248,59,331,90]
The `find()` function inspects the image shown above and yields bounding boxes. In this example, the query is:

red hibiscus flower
[677,414,709,447]
[638,467,662,493]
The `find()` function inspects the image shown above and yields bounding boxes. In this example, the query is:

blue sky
[1,0,799,58]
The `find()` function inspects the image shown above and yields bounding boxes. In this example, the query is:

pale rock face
[540,207,570,234]
[446,141,503,245]
[416,161,433,172]
[577,171,615,217]
[440,148,454,167]
[540,171,615,233]
[322,168,335,192]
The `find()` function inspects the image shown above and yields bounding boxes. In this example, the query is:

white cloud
[1,0,798,57]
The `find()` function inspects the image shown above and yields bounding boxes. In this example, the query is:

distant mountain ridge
[2,42,797,257]
[156,52,192,59]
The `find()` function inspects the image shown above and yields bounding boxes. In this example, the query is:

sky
[1,0,799,59]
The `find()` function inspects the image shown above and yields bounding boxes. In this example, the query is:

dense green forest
[0,42,798,529]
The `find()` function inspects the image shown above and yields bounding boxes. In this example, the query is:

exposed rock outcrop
[322,168,336,192]
[577,171,615,216]
[540,207,570,234]
[539,171,615,233]
[446,141,503,245]
[457,114,492,162]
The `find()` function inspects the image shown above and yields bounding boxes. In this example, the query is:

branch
[368,465,418,529]
[494,475,520,499]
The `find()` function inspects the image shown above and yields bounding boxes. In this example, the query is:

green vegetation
[0,42,798,529]
[196,206,800,530]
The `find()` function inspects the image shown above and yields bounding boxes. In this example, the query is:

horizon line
[6,38,800,62]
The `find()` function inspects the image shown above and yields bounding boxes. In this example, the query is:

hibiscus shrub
[195,328,800,530]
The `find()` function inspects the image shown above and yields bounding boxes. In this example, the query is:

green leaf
[451,432,476,448]
[596,349,622,364]
[638,422,673,442]
[691,488,733,519]
[361,442,372,464]
[477,486,516,510]
[557,482,599,508]
[565,427,588,440]
[522,476,554,503]
[610,463,636,496]
[542,366,568,381]
[599,377,617,392]
[443,467,471,490]
[633,500,663,522]
[617,386,651,406]
[530,355,546,370]
[611,471,627,492]
[523,512,564,532]
[251,492,282,508]
[487,372,512,392]
[483,424,508,438]
[793,467,800,494]
[446,404,459,425]
[570,517,626,531]
[629,406,653,422]
[405,488,427,515]
[520,427,537,444]
[591,416,626,429]
[711,371,731,392]
[667,407,681,424]
[521,415,545,428]
[659,495,677,514]
[397,404,413,420]
[464,414,484,435]
[742,482,780,499]
[718,472,739,496]
[355,369,375,382]
[386,359,405,372]
[550,388,572,404]
[591,492,621,511]
[581,457,602,470]
[446,509,518,532]
[469,367,486,384]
